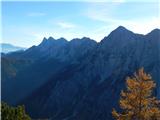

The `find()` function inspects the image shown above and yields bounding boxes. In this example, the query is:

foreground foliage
[112,68,160,120]
[1,102,31,120]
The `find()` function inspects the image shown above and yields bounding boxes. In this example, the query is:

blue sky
[2,0,160,47]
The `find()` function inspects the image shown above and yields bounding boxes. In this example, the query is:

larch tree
[112,68,160,120]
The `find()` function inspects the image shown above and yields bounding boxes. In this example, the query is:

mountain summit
[2,26,160,120]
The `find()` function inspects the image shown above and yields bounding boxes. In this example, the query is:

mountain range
[0,43,26,53]
[1,26,160,120]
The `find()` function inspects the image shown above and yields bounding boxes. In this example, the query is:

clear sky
[1,0,160,47]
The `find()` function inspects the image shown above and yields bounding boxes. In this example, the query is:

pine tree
[1,102,31,120]
[112,68,160,120]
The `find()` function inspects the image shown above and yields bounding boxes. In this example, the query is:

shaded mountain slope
[2,37,97,104]
[2,26,160,120]
[20,27,160,119]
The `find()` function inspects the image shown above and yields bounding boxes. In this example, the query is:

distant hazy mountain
[0,43,26,53]
[1,26,160,120]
